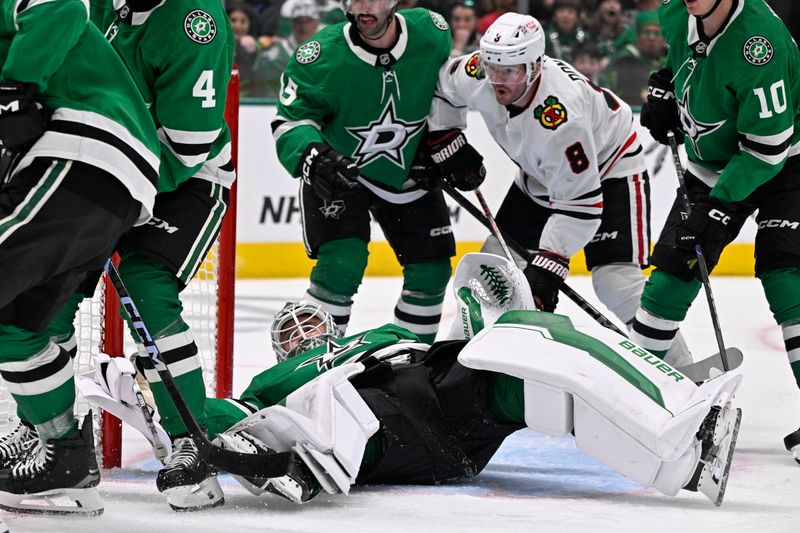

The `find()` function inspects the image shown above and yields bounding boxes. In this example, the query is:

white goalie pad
[75,354,171,457]
[221,364,380,495]
[441,252,536,341]
[457,312,742,493]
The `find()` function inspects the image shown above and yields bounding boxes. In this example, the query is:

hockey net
[0,72,239,469]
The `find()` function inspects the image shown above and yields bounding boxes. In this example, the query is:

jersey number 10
[753,80,787,119]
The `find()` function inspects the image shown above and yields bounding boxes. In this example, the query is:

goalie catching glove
[425,129,486,191]
[0,82,49,150]
[523,251,569,312]
[300,142,360,201]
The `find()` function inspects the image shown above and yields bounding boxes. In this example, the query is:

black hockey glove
[674,195,733,259]
[0,82,48,150]
[523,251,569,313]
[427,129,486,191]
[408,141,440,191]
[300,142,360,202]
[640,68,684,146]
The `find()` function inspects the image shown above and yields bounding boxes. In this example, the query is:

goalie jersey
[659,0,800,202]
[430,55,646,258]
[90,0,235,194]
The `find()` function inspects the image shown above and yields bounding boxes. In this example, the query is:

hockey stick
[666,132,730,371]
[440,181,627,337]
[103,258,292,477]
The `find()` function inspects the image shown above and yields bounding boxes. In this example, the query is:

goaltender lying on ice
[78,252,743,510]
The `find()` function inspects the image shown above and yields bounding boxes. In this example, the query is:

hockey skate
[783,427,800,465]
[156,437,224,511]
[0,420,38,469]
[216,431,321,504]
[0,413,103,516]
[684,404,742,506]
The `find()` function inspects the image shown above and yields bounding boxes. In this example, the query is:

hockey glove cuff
[0,82,49,150]
[300,142,360,202]
[641,68,684,146]
[675,195,733,257]
[523,251,569,313]
[427,129,486,191]
[408,142,440,191]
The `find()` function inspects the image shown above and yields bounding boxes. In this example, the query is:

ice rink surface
[4,276,799,532]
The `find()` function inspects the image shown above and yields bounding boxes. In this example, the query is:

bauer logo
[296,41,321,64]
[619,340,685,382]
[743,36,773,66]
[184,10,217,44]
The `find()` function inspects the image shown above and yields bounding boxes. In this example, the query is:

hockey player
[0,0,160,515]
[272,0,486,342]
[629,0,800,463]
[42,0,236,511]
[426,12,690,366]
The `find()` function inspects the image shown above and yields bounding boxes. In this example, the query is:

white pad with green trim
[441,252,536,341]
[457,311,742,495]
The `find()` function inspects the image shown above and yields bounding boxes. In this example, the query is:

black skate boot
[0,420,38,469]
[156,436,224,511]
[683,405,742,506]
[783,427,800,465]
[0,413,103,515]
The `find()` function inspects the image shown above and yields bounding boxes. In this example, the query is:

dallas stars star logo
[295,335,371,372]
[346,98,425,168]
[676,87,725,160]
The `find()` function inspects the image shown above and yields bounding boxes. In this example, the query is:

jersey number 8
[565,142,589,174]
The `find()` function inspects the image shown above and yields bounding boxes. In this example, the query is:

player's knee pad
[309,238,369,298]
[640,269,702,322]
[759,268,800,325]
[591,263,645,324]
[220,364,379,495]
[457,312,742,494]
[117,251,183,334]
[401,259,452,294]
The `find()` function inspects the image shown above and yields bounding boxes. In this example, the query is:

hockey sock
[394,260,451,343]
[0,327,77,438]
[630,269,701,357]
[308,238,369,331]
[45,291,84,349]
[760,268,800,388]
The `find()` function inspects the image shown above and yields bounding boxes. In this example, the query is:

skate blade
[0,486,104,516]
[165,476,225,512]
[700,407,742,506]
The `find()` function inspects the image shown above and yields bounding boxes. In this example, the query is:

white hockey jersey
[430,54,647,258]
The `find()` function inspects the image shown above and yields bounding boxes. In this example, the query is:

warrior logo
[296,41,321,64]
[534,95,568,130]
[184,10,217,44]
[743,36,773,66]
[346,97,425,168]
[677,87,725,160]
[464,53,484,79]
[319,200,346,219]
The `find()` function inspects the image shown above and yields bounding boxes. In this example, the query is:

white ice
[3,276,798,532]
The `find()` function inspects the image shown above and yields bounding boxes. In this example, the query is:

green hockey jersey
[90,0,235,194]
[272,8,451,193]
[659,0,800,202]
[0,0,159,223]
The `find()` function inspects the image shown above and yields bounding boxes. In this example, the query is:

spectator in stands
[477,0,515,35]
[528,0,556,21]
[449,0,480,57]
[262,0,321,98]
[599,10,665,105]
[278,0,344,37]
[228,2,269,97]
[544,0,587,62]
[586,0,628,65]
[571,42,603,82]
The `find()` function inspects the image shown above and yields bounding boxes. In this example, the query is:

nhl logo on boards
[184,10,217,44]
[296,41,321,64]
[534,95,568,130]
[743,36,773,66]
[429,11,449,31]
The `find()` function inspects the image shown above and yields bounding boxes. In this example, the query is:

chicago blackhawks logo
[345,98,425,168]
[534,96,568,130]
[184,10,217,44]
[464,53,484,79]
[296,41,321,64]
[429,11,449,31]
[743,36,773,66]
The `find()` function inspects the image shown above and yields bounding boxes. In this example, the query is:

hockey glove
[674,195,733,259]
[523,251,569,313]
[408,142,440,191]
[427,129,486,191]
[300,142,361,202]
[0,82,48,150]
[640,68,684,146]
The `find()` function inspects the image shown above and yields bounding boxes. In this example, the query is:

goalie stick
[104,258,292,477]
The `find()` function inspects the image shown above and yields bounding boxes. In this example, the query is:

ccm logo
[758,219,800,229]
[430,225,453,237]
[648,87,674,100]
[301,147,319,184]
[708,209,730,225]
[590,231,618,243]
[146,217,179,234]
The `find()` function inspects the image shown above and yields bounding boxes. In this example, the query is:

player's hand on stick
[0,81,49,150]
[674,195,733,258]
[427,129,486,191]
[641,68,684,146]
[300,142,361,201]
[523,251,569,312]
[408,142,440,190]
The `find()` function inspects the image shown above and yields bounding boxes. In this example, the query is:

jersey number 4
[193,70,216,109]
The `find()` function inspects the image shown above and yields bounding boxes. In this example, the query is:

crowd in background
[228,0,800,105]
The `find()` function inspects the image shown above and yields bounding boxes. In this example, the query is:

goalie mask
[341,0,398,40]
[479,13,545,97]
[271,301,339,362]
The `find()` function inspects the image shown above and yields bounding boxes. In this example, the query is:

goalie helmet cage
[0,71,239,469]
